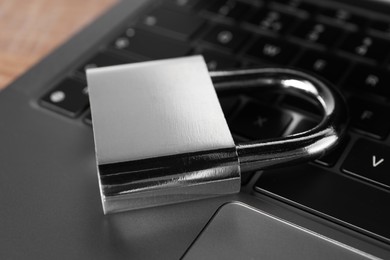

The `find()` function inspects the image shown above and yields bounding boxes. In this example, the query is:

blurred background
[0,0,117,90]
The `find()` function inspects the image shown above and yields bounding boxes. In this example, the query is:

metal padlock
[87,56,348,214]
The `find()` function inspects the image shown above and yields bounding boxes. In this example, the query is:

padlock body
[88,56,240,214]
[98,147,240,213]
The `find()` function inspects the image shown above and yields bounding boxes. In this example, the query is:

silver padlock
[87,56,348,214]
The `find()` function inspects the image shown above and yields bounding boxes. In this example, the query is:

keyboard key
[343,64,390,98]
[338,33,390,63]
[255,164,390,242]
[348,98,390,139]
[245,37,300,65]
[165,0,202,11]
[40,78,89,117]
[112,28,190,59]
[206,0,252,20]
[76,52,132,75]
[291,20,344,46]
[218,96,240,117]
[272,0,318,13]
[370,19,390,36]
[230,102,292,140]
[294,50,350,83]
[319,7,368,27]
[246,8,299,34]
[289,119,317,135]
[202,25,250,51]
[199,50,237,70]
[141,8,204,40]
[282,95,322,115]
[342,139,390,188]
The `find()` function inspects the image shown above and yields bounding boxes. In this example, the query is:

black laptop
[1,0,390,259]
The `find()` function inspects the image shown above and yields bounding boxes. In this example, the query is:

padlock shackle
[210,68,349,173]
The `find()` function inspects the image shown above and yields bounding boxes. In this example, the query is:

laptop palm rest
[182,202,378,260]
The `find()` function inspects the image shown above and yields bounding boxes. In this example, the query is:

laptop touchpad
[182,202,378,260]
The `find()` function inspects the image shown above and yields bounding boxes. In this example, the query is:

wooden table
[0,0,117,90]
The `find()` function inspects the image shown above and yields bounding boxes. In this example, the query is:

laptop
[1,0,390,258]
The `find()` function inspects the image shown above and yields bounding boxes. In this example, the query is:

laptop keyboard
[38,0,390,243]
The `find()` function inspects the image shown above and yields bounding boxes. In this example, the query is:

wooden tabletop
[0,0,117,90]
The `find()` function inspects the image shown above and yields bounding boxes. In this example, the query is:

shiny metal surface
[88,56,240,214]
[210,68,348,172]
[88,56,235,165]
[100,148,240,214]
[87,56,348,214]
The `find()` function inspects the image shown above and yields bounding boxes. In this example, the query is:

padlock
[87,56,348,214]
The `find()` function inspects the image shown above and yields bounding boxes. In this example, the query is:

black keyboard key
[246,9,299,34]
[200,50,237,70]
[202,25,250,51]
[282,95,322,115]
[370,19,390,36]
[112,28,190,59]
[294,50,349,83]
[272,0,318,13]
[342,139,390,188]
[344,64,390,98]
[349,98,390,139]
[76,52,132,75]
[230,102,292,140]
[40,78,89,117]
[165,0,201,11]
[291,20,344,46]
[141,8,204,40]
[218,96,240,117]
[338,33,390,63]
[255,164,390,242]
[246,37,300,65]
[289,119,317,135]
[319,7,368,27]
[207,0,252,20]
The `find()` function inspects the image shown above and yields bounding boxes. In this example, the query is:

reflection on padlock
[87,56,348,214]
